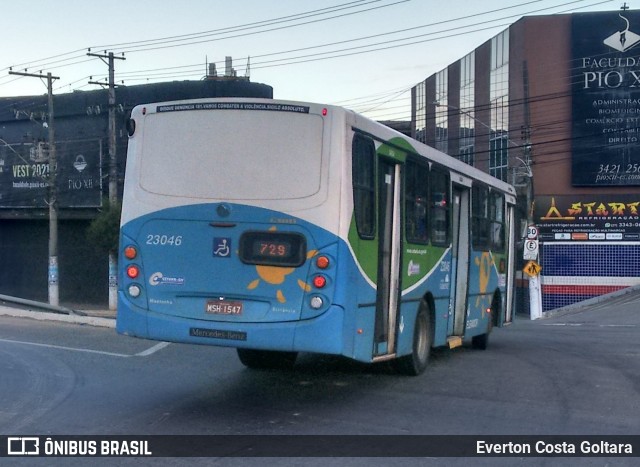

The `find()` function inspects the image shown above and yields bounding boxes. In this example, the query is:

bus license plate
[205,300,243,315]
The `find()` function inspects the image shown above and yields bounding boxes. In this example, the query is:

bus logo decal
[149,272,185,286]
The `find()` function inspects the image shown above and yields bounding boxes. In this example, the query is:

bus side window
[405,160,429,244]
[472,185,490,249]
[352,134,376,239]
[490,191,505,251]
[430,169,450,246]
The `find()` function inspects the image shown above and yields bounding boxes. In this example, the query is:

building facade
[411,8,640,313]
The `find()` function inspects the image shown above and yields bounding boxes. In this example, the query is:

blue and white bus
[117,98,516,375]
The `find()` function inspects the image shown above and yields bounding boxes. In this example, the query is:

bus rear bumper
[117,296,346,356]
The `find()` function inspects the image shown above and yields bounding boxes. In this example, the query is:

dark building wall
[0,219,48,301]
[515,15,575,196]
[0,219,105,303]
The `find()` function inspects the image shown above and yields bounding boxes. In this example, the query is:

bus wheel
[237,349,298,370]
[393,305,432,376]
[472,294,499,350]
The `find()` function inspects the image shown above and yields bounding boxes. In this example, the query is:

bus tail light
[316,255,330,269]
[126,265,140,279]
[313,275,326,289]
[124,246,137,260]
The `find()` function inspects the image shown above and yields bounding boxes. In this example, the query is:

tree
[87,200,121,254]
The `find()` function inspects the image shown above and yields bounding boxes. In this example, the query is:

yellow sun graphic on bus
[246,227,317,303]
[475,252,494,311]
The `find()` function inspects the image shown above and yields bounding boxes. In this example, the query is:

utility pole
[88,50,125,311]
[521,61,541,320]
[9,70,60,305]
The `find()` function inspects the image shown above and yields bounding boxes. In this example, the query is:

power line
[0,0,398,76]
[107,0,537,55]
[0,0,618,128]
[112,0,411,55]
[2,0,604,90]
[92,0,386,51]
[91,0,589,81]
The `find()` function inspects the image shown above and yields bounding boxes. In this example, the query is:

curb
[4,284,640,329]
[0,306,115,329]
[539,283,640,319]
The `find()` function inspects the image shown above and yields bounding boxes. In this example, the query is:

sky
[0,0,625,121]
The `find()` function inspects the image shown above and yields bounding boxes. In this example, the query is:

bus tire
[472,294,499,350]
[393,305,432,376]
[237,348,298,370]
[471,320,491,350]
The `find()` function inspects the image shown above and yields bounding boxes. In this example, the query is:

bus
[117,98,517,375]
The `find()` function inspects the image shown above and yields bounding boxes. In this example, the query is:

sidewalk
[4,284,640,330]
[72,307,117,319]
[0,297,116,329]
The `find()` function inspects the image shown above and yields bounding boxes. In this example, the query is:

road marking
[135,341,171,356]
[541,323,637,328]
[0,337,170,358]
[542,323,583,327]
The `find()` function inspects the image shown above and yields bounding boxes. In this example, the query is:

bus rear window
[139,110,324,200]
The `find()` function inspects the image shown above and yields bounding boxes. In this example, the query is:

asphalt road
[0,290,638,466]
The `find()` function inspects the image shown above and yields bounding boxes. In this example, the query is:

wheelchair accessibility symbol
[213,237,231,258]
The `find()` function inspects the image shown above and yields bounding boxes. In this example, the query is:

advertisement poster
[535,194,640,241]
[572,10,640,186]
[0,140,102,208]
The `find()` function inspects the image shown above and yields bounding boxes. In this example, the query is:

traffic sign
[523,239,539,260]
[523,260,542,277]
[526,224,538,240]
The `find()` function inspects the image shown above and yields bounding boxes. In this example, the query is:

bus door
[449,185,471,337]
[504,201,516,324]
[374,159,402,356]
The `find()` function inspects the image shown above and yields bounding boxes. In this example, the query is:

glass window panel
[430,169,450,245]
[459,52,475,166]
[435,69,448,154]
[352,134,376,238]
[405,160,429,244]
[490,31,509,182]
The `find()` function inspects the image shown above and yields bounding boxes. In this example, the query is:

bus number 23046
[146,234,183,246]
